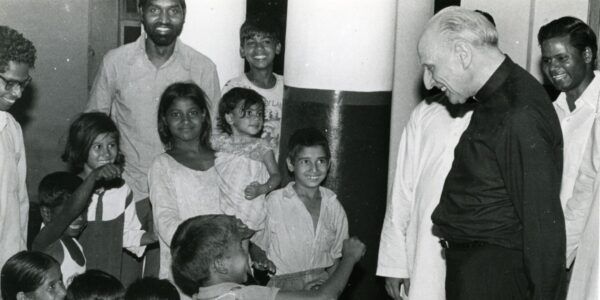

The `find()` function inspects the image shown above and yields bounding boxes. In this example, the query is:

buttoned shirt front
[554,71,600,209]
[87,36,220,201]
[254,182,348,275]
[0,111,28,271]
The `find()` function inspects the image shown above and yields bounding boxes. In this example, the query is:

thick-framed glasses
[0,73,32,91]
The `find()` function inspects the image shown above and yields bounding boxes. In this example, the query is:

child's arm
[275,237,366,300]
[122,190,156,257]
[245,149,281,199]
[32,164,122,251]
[148,157,182,247]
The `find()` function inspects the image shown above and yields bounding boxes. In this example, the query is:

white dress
[148,153,221,280]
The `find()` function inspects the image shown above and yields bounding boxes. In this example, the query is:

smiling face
[140,0,185,47]
[0,61,31,111]
[83,133,118,176]
[165,97,205,145]
[225,101,264,137]
[541,35,593,99]
[41,202,87,238]
[24,264,66,300]
[418,30,472,104]
[287,145,330,191]
[240,34,281,71]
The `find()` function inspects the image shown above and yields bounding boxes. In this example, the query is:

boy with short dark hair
[32,165,123,285]
[222,13,284,154]
[253,127,349,291]
[170,214,364,300]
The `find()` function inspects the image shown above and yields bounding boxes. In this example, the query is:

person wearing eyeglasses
[0,25,37,281]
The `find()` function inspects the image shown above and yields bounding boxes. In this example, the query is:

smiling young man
[538,17,599,270]
[0,25,36,277]
[86,0,220,279]
[420,7,565,300]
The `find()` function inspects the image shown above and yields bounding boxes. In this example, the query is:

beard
[145,24,183,46]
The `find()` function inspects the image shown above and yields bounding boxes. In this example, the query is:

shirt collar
[0,111,7,131]
[195,282,243,300]
[474,55,512,104]
[554,70,600,113]
[128,35,191,70]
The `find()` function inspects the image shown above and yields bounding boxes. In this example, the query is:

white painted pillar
[180,0,246,88]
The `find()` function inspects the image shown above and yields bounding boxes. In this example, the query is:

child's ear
[40,206,53,224]
[275,42,282,55]
[225,113,234,126]
[286,158,294,173]
[239,46,246,59]
[213,257,229,275]
[16,291,28,300]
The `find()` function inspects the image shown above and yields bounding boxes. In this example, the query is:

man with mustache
[86,0,220,281]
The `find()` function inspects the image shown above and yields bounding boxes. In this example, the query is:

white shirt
[86,183,146,257]
[377,101,472,300]
[0,111,28,270]
[554,70,600,209]
[254,182,348,275]
[565,101,600,300]
[148,153,221,279]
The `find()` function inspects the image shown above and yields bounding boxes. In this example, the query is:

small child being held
[213,88,281,230]
[222,13,284,154]
[62,112,155,283]
[170,214,365,300]
[32,168,120,285]
[254,128,349,291]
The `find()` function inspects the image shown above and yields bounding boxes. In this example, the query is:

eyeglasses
[0,73,32,91]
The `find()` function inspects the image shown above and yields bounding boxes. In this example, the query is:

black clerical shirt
[432,56,566,299]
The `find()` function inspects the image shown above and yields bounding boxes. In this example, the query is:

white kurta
[377,101,472,300]
[565,88,600,300]
[0,111,28,271]
[148,153,221,280]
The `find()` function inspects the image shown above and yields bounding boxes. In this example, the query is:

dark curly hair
[0,26,36,73]
[217,87,265,135]
[138,0,186,11]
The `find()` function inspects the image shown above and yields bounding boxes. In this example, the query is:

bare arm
[32,164,122,251]
[245,149,282,199]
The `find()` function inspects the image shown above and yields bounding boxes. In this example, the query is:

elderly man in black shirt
[418,7,567,300]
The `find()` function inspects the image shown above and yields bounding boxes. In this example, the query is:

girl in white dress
[149,82,221,280]
[213,88,281,230]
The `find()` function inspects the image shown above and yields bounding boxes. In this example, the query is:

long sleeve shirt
[87,36,220,202]
[432,56,566,299]
[376,97,472,300]
[0,111,28,270]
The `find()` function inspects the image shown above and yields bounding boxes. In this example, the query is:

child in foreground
[125,277,180,300]
[66,269,124,300]
[170,214,365,300]
[1,251,66,300]
[214,88,281,230]
[254,128,349,291]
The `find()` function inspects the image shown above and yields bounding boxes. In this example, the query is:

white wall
[461,0,589,81]
[180,0,246,88]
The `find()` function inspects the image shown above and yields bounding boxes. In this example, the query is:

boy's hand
[342,237,366,263]
[244,181,263,200]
